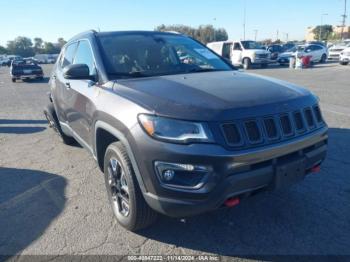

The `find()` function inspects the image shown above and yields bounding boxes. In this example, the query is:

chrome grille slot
[263,118,278,139]
[222,123,242,145]
[313,106,323,123]
[244,120,262,143]
[280,114,293,136]
[304,108,315,129]
[293,111,305,132]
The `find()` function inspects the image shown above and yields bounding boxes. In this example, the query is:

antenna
[340,0,347,39]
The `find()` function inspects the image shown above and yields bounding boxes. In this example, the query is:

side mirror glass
[63,64,93,80]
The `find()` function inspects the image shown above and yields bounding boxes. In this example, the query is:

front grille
[257,54,268,59]
[221,104,325,149]
[245,121,261,142]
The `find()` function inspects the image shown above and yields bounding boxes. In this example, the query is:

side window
[73,40,96,76]
[233,43,241,51]
[61,43,78,68]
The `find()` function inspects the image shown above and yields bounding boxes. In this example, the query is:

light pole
[243,0,247,40]
[254,30,258,41]
[319,13,328,41]
[213,18,217,41]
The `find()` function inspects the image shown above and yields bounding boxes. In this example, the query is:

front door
[65,40,98,147]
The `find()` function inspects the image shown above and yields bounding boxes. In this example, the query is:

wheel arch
[94,121,147,193]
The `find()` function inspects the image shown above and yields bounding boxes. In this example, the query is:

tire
[261,63,268,68]
[243,58,251,70]
[340,61,349,66]
[104,142,157,231]
[43,103,75,145]
[320,54,327,63]
[11,78,16,83]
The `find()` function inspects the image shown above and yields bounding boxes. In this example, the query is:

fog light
[162,169,175,181]
[154,161,212,189]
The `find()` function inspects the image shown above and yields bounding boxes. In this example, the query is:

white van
[207,40,271,69]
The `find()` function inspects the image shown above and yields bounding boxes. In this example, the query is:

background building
[305,25,350,41]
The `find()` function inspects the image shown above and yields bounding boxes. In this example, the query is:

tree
[57,38,67,48]
[6,36,34,57]
[0,45,7,54]
[33,37,44,53]
[155,24,228,44]
[43,42,61,54]
[312,25,333,41]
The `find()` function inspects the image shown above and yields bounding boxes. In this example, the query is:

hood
[112,71,316,121]
[329,45,347,51]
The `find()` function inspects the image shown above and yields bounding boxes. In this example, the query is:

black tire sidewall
[243,58,251,69]
[104,143,138,229]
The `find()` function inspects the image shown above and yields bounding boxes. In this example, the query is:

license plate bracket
[274,158,306,189]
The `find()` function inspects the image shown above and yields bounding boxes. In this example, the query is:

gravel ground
[0,63,349,260]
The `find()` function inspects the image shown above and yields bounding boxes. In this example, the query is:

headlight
[138,114,213,144]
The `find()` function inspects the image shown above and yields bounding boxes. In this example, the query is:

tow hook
[224,197,240,208]
[311,165,321,174]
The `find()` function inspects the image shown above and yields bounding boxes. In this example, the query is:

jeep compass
[44,30,328,231]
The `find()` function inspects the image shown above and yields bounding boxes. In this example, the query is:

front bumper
[130,125,328,217]
[251,58,273,64]
[340,56,350,62]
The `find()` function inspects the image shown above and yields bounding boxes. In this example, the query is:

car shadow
[0,167,67,256]
[0,118,47,134]
[22,77,50,84]
[138,127,350,257]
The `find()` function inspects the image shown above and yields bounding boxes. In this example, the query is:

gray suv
[44,30,328,231]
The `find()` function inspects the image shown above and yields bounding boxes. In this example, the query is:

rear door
[65,40,98,148]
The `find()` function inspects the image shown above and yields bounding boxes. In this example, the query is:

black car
[11,60,44,82]
[267,44,284,60]
[44,30,328,231]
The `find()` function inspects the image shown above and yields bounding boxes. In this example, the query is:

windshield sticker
[194,48,219,60]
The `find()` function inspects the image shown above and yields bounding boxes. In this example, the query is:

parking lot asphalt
[0,63,349,259]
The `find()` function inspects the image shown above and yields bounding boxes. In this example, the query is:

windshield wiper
[186,68,225,73]
[108,71,152,78]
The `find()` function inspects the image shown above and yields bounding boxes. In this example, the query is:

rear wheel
[104,142,157,231]
[261,63,268,68]
[11,78,16,83]
[340,61,349,65]
[243,58,251,70]
[43,103,75,145]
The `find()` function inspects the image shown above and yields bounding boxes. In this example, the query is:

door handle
[65,82,71,89]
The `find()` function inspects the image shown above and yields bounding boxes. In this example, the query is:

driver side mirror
[63,64,95,80]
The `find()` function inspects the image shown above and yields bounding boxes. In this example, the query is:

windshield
[98,33,233,79]
[241,41,264,50]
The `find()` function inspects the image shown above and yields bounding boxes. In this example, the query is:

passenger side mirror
[63,64,94,80]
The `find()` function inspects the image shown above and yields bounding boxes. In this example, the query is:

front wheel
[243,58,251,70]
[11,78,16,83]
[340,61,349,66]
[104,142,157,231]
[320,54,327,63]
[261,63,268,68]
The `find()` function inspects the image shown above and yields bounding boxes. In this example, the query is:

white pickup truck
[207,40,271,69]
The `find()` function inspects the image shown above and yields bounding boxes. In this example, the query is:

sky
[0,0,348,45]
